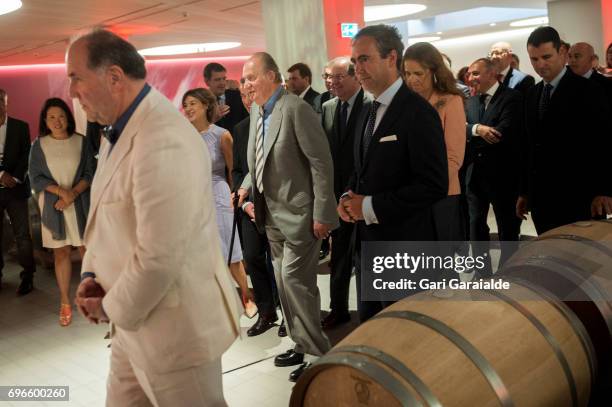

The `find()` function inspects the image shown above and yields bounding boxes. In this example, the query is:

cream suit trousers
[106,337,226,407]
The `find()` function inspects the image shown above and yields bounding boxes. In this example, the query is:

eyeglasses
[322,73,349,81]
[488,50,509,57]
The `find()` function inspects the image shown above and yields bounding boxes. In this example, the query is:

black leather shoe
[274,349,304,367]
[321,311,351,329]
[289,362,311,382]
[16,278,33,296]
[247,314,278,337]
[277,319,287,337]
[319,248,330,261]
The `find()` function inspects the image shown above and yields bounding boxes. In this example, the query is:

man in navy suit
[517,27,612,234]
[0,89,36,295]
[489,42,535,98]
[465,58,523,276]
[338,25,448,322]
[203,62,249,132]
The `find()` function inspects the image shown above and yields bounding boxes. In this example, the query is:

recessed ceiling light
[490,23,497,27]
[510,16,548,27]
[0,0,22,16]
[364,4,427,22]
[436,31,443,35]
[138,42,241,56]
[407,36,441,45]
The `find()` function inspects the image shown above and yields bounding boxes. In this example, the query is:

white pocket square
[379,135,398,142]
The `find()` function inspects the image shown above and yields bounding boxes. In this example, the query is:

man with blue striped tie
[238,52,339,382]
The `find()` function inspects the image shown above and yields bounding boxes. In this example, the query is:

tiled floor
[0,211,537,406]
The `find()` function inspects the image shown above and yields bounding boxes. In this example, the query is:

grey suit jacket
[242,89,338,244]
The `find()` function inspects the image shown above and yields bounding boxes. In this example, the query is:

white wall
[548,0,605,57]
[428,27,539,80]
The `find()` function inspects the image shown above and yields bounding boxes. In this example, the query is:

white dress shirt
[298,86,312,99]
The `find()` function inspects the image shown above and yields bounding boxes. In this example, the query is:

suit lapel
[354,96,371,173]
[503,67,513,88]
[88,89,159,224]
[482,84,504,123]
[342,88,364,147]
[361,85,407,170]
[262,94,285,165]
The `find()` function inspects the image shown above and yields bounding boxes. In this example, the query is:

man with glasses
[314,63,335,114]
[320,56,369,329]
[489,41,535,97]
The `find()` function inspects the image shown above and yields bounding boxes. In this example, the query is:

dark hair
[38,98,76,137]
[403,42,463,98]
[606,42,612,69]
[252,52,282,83]
[79,29,146,79]
[0,88,6,102]
[457,66,469,83]
[471,57,497,72]
[203,62,226,81]
[287,62,312,83]
[511,53,520,64]
[182,88,217,123]
[527,26,562,51]
[353,24,404,71]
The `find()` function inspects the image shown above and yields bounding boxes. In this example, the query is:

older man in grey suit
[239,52,338,382]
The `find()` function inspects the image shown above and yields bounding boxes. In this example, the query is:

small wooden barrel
[291,282,594,407]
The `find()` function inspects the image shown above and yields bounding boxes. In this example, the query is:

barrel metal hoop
[505,255,612,339]
[484,289,579,407]
[289,353,423,407]
[537,233,612,258]
[372,310,514,407]
[333,345,442,407]
[507,277,598,384]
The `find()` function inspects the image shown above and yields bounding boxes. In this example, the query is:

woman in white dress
[29,98,95,326]
[182,88,257,318]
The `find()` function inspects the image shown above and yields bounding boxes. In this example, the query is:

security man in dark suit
[568,42,612,107]
[517,27,612,234]
[0,89,36,295]
[320,56,369,329]
[286,63,320,108]
[338,25,448,322]
[465,58,523,276]
[203,62,249,132]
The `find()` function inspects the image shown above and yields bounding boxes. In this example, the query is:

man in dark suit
[490,41,535,98]
[320,56,368,329]
[231,83,280,337]
[286,63,320,108]
[338,25,448,322]
[465,58,523,276]
[516,27,612,234]
[0,89,36,295]
[568,42,612,107]
[203,62,249,132]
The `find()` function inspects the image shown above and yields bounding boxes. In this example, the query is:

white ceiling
[0,0,548,66]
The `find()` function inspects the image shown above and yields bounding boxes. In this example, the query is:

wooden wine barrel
[291,282,594,407]
[501,220,612,403]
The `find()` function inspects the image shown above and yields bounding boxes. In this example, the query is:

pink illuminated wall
[0,56,249,139]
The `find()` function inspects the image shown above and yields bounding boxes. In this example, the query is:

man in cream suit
[69,30,241,406]
[238,52,338,382]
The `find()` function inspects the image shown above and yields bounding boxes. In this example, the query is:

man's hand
[244,202,255,220]
[76,296,109,324]
[0,172,16,188]
[313,221,333,239]
[591,196,612,217]
[476,125,502,144]
[337,195,353,223]
[219,104,230,118]
[237,188,249,206]
[516,195,529,220]
[343,190,365,221]
[76,277,106,322]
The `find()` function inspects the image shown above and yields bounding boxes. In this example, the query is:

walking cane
[227,192,240,267]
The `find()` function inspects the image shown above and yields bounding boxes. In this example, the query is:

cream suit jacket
[81,87,241,374]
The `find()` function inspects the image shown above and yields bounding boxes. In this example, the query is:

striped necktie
[362,100,381,158]
[255,107,265,193]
